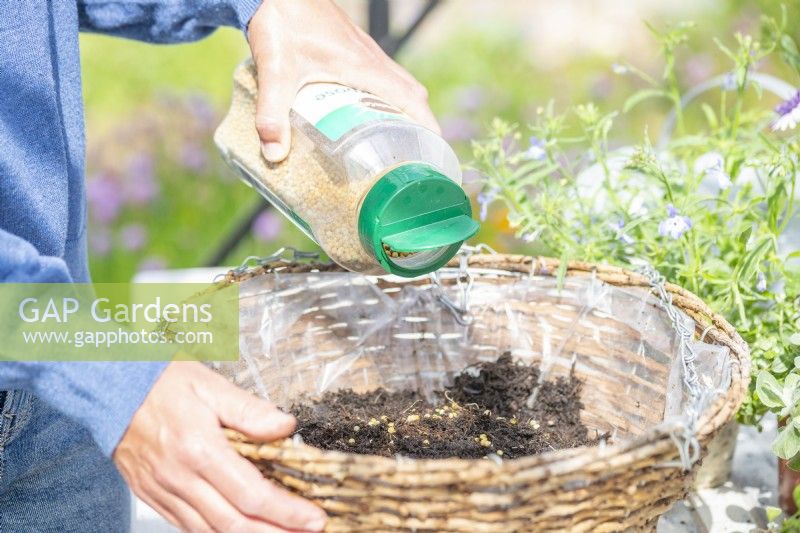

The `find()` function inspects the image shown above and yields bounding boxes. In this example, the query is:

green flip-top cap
[358,163,480,277]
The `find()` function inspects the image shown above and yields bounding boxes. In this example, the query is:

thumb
[255,65,297,163]
[203,375,297,441]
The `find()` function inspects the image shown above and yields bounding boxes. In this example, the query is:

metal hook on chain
[637,261,707,471]
[214,247,321,282]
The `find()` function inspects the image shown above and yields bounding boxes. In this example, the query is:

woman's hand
[113,361,327,532]
[247,0,440,162]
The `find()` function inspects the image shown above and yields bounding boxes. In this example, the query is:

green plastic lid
[358,163,479,277]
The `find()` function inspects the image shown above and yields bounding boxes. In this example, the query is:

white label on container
[293,82,408,141]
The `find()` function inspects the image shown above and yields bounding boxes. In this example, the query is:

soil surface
[291,353,600,459]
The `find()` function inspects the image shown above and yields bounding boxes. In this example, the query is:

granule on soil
[291,353,601,459]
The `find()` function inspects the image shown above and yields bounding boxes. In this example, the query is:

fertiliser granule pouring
[215,60,479,277]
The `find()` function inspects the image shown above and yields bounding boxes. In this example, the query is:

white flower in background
[695,152,732,190]
[772,89,800,132]
[476,187,499,221]
[611,63,629,75]
[575,146,647,215]
[658,205,693,239]
[756,271,767,293]
[523,137,547,161]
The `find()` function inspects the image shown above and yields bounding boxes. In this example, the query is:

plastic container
[214,61,479,277]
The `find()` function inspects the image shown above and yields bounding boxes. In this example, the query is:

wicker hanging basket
[222,253,749,533]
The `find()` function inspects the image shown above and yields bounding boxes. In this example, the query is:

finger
[401,98,442,136]
[339,68,441,135]
[349,28,420,88]
[253,54,299,163]
[138,473,213,533]
[186,475,322,533]
[197,440,327,531]
[379,64,441,135]
[194,372,296,441]
[255,73,296,163]
[180,477,296,533]
[136,493,181,531]
[368,71,440,134]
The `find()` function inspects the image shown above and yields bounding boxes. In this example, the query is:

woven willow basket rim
[225,253,750,476]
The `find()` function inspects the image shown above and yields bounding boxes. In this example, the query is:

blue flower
[658,205,692,239]
[523,137,546,161]
[756,271,767,293]
[476,188,499,222]
[704,155,732,190]
[772,89,800,132]
[186,93,217,131]
[87,173,123,224]
[609,219,635,245]
[120,224,148,251]
[138,256,167,273]
[125,153,159,206]
[722,72,737,91]
[454,86,486,112]
[251,210,283,242]
[179,143,209,173]
[440,115,478,143]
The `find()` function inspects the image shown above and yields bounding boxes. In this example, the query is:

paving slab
[659,417,778,533]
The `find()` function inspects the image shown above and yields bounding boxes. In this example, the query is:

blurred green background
[79,0,799,282]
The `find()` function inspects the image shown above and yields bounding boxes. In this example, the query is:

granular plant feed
[292,353,600,459]
[215,61,479,277]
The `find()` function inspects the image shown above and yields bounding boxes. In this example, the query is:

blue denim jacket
[0,0,260,455]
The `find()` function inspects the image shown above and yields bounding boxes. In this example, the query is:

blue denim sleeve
[0,230,74,283]
[77,0,262,42]
[0,230,168,455]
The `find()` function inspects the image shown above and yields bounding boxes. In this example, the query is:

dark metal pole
[203,197,270,268]
[203,0,441,267]
[368,0,391,43]
[380,0,440,56]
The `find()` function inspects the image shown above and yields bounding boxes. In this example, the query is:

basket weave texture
[224,254,750,532]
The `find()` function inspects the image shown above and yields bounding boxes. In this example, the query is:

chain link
[214,247,321,282]
[637,262,703,471]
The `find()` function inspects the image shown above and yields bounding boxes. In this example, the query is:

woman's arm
[0,230,325,532]
[0,229,168,456]
[77,0,260,43]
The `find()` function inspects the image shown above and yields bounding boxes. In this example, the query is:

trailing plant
[472,8,800,465]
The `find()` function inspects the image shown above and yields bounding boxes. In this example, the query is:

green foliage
[80,29,249,116]
[768,484,800,531]
[80,30,310,281]
[472,12,800,465]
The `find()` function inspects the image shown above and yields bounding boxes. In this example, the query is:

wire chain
[215,247,321,282]
[636,262,703,471]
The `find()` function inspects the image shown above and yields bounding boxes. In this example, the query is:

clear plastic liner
[214,267,731,445]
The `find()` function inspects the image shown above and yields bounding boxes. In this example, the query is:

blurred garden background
[79,0,799,282]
